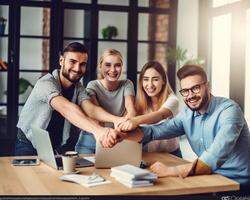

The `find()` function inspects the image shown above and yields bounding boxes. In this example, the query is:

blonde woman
[118,61,181,157]
[75,49,136,153]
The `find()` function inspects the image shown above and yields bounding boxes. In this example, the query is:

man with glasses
[119,64,250,191]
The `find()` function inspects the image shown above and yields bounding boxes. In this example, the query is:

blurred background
[0,0,249,157]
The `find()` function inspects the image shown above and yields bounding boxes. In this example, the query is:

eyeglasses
[179,82,207,97]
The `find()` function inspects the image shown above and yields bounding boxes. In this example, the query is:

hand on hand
[98,128,127,148]
[117,118,138,132]
[113,117,128,130]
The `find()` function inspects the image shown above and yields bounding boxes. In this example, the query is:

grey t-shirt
[86,79,135,117]
[17,69,90,147]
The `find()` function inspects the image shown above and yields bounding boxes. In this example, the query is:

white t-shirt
[143,94,180,153]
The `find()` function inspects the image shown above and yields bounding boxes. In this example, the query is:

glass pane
[98,41,127,79]
[21,7,50,36]
[64,9,84,38]
[138,0,170,8]
[18,72,46,104]
[0,37,8,62]
[137,43,167,72]
[98,0,129,6]
[211,14,231,98]
[213,0,240,8]
[99,11,128,40]
[20,38,50,70]
[0,109,7,139]
[137,43,148,72]
[0,5,9,35]
[138,13,169,42]
[245,9,250,126]
[63,0,91,3]
[0,72,7,104]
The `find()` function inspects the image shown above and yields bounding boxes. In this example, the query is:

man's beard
[61,64,82,84]
[184,92,209,112]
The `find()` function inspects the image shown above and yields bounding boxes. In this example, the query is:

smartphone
[12,158,40,166]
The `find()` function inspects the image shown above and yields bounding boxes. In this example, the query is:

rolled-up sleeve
[34,78,61,108]
[199,104,245,171]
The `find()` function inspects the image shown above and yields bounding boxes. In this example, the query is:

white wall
[176,0,199,161]
[177,0,199,65]
[176,0,199,101]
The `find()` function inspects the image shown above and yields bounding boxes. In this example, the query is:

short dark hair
[62,42,88,55]
[177,64,207,81]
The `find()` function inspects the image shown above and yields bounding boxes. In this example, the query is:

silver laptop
[95,139,142,168]
[31,125,93,170]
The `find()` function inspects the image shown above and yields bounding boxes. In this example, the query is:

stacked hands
[97,117,138,148]
[96,118,194,178]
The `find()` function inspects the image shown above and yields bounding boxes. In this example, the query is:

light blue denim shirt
[140,96,250,185]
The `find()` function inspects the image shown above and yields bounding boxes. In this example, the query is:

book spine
[111,169,137,179]
[115,177,151,185]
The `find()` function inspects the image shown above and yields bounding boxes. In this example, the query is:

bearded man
[120,64,250,191]
[16,42,125,156]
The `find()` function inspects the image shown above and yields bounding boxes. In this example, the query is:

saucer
[64,170,80,174]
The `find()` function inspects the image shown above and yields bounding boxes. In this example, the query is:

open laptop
[31,125,94,170]
[95,139,142,168]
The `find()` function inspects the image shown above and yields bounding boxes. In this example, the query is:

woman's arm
[124,95,137,119]
[118,107,173,132]
[119,94,179,132]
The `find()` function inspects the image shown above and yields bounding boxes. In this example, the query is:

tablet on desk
[12,158,40,166]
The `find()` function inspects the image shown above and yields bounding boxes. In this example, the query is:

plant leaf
[19,78,33,95]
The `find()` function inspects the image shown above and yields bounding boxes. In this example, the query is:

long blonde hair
[97,49,123,79]
[136,61,173,114]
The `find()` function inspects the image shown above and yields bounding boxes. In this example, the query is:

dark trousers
[15,128,37,156]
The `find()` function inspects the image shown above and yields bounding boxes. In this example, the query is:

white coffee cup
[62,151,78,174]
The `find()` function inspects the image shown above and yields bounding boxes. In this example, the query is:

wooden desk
[0,153,239,195]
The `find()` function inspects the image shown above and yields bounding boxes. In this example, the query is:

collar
[193,95,214,117]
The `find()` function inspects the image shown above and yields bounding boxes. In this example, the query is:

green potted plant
[166,46,205,68]
[18,78,34,95]
[101,25,118,39]
[166,46,188,68]
[0,16,7,35]
[3,78,34,95]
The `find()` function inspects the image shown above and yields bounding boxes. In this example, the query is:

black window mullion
[167,0,178,92]
[7,0,20,153]
[50,0,63,72]
[127,0,138,91]
[83,1,98,86]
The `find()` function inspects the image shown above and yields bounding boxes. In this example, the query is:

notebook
[31,125,94,170]
[95,139,142,168]
[110,164,157,188]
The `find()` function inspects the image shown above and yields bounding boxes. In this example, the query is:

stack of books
[110,164,157,188]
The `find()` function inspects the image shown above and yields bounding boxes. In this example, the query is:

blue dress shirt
[140,96,250,185]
